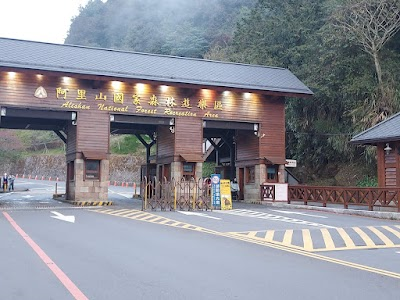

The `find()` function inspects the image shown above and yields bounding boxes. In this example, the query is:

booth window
[267,166,277,181]
[183,162,195,177]
[246,166,255,183]
[85,160,100,180]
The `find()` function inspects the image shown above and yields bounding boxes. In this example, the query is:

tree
[332,0,400,86]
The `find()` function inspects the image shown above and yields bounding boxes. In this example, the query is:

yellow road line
[139,215,159,221]
[89,209,400,279]
[109,209,131,215]
[302,229,314,251]
[247,231,258,238]
[382,226,400,239]
[353,227,376,247]
[112,209,133,216]
[158,219,173,224]
[123,211,145,218]
[336,228,356,248]
[282,229,293,245]
[150,216,164,223]
[130,212,150,219]
[368,226,395,246]
[96,209,115,214]
[264,230,275,241]
[320,228,335,250]
[220,231,400,280]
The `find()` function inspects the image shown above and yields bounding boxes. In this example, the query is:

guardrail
[288,185,400,212]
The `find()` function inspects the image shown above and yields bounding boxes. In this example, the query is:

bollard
[114,181,117,186]
[133,182,137,198]
[49,177,51,181]
[35,175,38,180]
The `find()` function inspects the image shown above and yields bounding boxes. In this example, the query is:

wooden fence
[288,185,400,212]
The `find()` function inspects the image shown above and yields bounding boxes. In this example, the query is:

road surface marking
[89,208,400,280]
[215,209,335,228]
[368,226,394,246]
[178,211,221,220]
[353,227,376,247]
[270,209,328,218]
[265,230,275,241]
[382,226,400,239]
[51,211,75,223]
[336,228,356,248]
[320,228,335,250]
[302,229,314,251]
[230,225,400,252]
[283,229,293,244]
[2,212,88,299]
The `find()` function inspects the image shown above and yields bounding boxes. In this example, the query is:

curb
[262,202,400,221]
[53,194,113,206]
[67,201,114,206]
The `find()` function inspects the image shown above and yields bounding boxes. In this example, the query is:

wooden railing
[288,185,400,212]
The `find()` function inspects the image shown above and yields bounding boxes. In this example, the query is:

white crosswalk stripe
[215,209,335,228]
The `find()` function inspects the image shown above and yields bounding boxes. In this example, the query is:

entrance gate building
[0,38,313,202]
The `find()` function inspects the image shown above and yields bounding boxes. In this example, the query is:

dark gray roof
[0,38,313,96]
[350,112,400,144]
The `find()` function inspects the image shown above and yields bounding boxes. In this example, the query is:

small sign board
[220,179,232,210]
[285,159,297,168]
[211,174,221,209]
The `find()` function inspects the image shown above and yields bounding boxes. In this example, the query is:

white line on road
[178,211,221,220]
[216,209,335,228]
[51,211,75,223]
[108,189,133,199]
[269,209,328,218]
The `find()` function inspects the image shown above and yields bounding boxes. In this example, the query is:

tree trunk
[373,50,382,87]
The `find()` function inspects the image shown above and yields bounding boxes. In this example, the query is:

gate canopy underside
[110,114,173,135]
[0,106,73,131]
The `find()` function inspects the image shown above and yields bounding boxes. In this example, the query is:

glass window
[267,166,276,180]
[246,166,255,183]
[85,160,100,180]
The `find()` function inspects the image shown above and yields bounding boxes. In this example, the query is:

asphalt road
[1,178,400,299]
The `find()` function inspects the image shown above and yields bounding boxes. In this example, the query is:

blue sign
[211,174,221,208]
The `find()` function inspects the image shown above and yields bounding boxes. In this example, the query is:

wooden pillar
[65,111,110,201]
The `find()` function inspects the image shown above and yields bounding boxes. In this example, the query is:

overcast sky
[0,0,91,44]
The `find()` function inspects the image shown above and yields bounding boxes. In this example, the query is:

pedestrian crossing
[90,208,217,234]
[229,225,400,252]
[215,209,334,228]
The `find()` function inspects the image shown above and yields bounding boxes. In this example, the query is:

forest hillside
[1,0,399,186]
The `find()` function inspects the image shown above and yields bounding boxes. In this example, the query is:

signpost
[211,174,221,209]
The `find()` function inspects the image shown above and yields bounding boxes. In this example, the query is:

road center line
[2,212,88,300]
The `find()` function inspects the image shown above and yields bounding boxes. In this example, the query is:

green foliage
[110,135,145,154]
[0,149,22,165]
[356,175,378,187]
[202,162,215,178]
[63,0,400,181]
[65,0,255,57]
